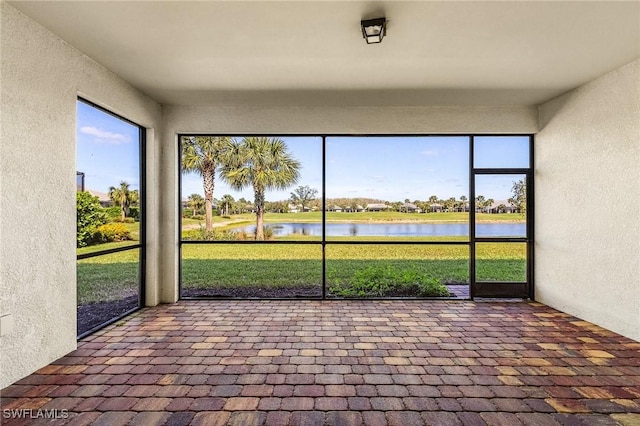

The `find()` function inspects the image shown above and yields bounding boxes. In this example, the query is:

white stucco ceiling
[8,1,640,107]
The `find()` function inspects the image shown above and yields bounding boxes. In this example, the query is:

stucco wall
[159,105,539,301]
[0,3,161,389]
[536,59,640,341]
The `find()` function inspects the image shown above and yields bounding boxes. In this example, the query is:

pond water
[233,222,526,237]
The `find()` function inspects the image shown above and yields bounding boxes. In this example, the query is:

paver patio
[1,300,639,425]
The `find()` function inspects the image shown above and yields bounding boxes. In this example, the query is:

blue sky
[77,101,140,194]
[77,101,529,203]
[182,136,529,203]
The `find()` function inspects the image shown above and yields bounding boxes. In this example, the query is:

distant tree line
[188,182,526,216]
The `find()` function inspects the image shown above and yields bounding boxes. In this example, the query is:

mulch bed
[77,295,139,336]
[182,286,323,298]
[182,286,460,299]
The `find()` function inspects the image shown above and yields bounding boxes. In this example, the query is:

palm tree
[221,137,300,240]
[445,197,457,212]
[459,195,468,212]
[221,194,235,216]
[238,197,249,213]
[181,136,232,233]
[475,195,486,213]
[108,181,134,221]
[486,198,495,213]
[187,193,204,217]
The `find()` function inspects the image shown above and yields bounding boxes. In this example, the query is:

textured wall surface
[536,59,640,341]
[0,3,161,389]
[159,105,539,301]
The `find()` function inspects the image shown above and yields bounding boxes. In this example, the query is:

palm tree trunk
[254,187,265,240]
[120,203,126,222]
[203,168,215,233]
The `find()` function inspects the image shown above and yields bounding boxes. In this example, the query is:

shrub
[236,225,274,240]
[77,191,108,247]
[182,225,240,241]
[105,206,122,220]
[181,225,274,241]
[128,206,140,220]
[92,223,132,243]
[259,225,275,240]
[236,230,250,241]
[329,264,450,298]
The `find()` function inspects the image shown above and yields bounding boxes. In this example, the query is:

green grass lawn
[180,241,526,292]
[76,239,526,302]
[77,249,139,304]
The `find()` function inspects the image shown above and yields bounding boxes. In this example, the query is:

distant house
[326,205,343,212]
[289,203,310,213]
[344,204,365,213]
[400,203,421,213]
[429,203,443,212]
[457,202,470,212]
[485,200,519,214]
[366,203,390,212]
[87,189,112,207]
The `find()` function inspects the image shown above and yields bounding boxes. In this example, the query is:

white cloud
[80,126,130,144]
[420,149,438,157]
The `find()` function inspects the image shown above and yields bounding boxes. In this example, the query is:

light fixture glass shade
[361,18,386,44]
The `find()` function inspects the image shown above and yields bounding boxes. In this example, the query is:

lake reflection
[234,222,526,237]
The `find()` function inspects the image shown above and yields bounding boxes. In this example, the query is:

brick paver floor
[1,300,639,425]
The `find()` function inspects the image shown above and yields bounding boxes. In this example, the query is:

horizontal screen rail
[180,240,470,245]
[474,237,527,243]
[325,240,469,245]
[77,244,141,260]
[181,240,321,245]
[473,168,531,174]
[180,295,470,301]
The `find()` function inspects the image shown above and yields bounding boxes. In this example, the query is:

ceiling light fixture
[361,17,386,44]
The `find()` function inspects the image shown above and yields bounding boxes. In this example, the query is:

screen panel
[77,248,140,335]
[181,136,323,242]
[474,136,530,169]
[181,243,322,298]
[76,99,143,336]
[326,244,468,298]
